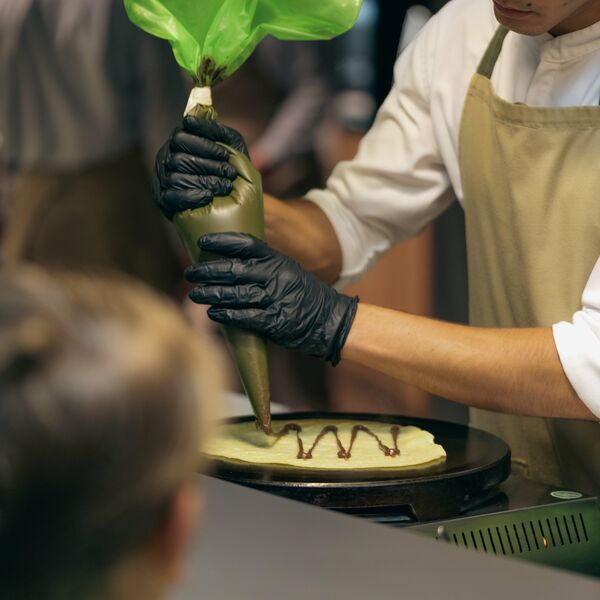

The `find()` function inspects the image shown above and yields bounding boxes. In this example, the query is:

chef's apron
[460,26,600,494]
[3,147,182,297]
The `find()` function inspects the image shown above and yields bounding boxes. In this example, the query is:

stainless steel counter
[170,476,599,599]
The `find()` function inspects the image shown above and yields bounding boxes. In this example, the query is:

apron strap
[477,26,509,79]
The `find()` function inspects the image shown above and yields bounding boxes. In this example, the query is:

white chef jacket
[305,0,600,418]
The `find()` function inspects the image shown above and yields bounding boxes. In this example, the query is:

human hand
[153,117,249,220]
[185,233,358,365]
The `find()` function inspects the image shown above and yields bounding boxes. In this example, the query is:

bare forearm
[264,194,342,283]
[344,304,596,420]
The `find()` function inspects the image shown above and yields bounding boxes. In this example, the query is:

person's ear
[152,482,202,583]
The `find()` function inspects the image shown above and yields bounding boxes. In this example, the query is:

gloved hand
[185,233,359,366]
[154,117,250,220]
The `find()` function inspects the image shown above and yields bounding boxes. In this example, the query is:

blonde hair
[0,267,222,599]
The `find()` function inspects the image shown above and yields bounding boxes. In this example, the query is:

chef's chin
[493,8,548,35]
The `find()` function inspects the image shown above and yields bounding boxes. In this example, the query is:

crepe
[204,419,446,470]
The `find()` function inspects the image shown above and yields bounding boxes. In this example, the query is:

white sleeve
[304,15,454,289]
[553,258,600,419]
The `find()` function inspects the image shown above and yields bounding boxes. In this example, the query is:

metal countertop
[170,476,600,600]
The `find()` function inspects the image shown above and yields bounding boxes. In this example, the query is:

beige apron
[460,27,600,494]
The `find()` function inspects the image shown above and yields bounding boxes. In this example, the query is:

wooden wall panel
[320,125,435,418]
[328,228,434,417]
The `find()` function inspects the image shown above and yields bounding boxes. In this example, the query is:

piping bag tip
[220,325,271,436]
[256,417,272,436]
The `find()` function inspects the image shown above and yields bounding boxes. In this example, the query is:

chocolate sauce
[272,423,307,458]
[270,423,402,461]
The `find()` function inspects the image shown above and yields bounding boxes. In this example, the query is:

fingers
[197,232,273,259]
[165,172,234,196]
[166,152,237,179]
[185,258,270,285]
[170,128,229,162]
[183,117,249,156]
[154,120,242,220]
[189,284,269,307]
[182,117,231,143]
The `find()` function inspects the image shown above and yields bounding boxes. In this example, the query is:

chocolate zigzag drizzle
[265,423,402,460]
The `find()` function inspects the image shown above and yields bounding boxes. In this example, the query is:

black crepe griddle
[207,412,511,521]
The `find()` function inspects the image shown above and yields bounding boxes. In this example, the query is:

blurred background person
[215,39,330,199]
[0,267,222,600]
[0,145,13,252]
[0,0,464,422]
[0,0,188,295]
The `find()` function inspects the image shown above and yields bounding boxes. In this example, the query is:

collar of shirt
[527,17,600,63]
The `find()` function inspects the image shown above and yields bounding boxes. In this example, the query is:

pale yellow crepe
[204,419,446,470]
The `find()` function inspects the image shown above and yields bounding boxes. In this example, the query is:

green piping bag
[176,101,272,431]
[124,0,363,431]
[123,1,362,84]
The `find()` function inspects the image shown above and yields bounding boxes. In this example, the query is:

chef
[155,0,600,493]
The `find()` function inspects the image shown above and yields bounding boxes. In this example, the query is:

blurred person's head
[0,267,223,600]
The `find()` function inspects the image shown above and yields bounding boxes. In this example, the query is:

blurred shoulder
[423,0,498,58]
[0,0,33,36]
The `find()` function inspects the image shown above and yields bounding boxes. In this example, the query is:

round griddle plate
[207,412,511,522]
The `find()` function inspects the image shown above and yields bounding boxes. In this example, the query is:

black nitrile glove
[185,233,359,366]
[154,117,250,220]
